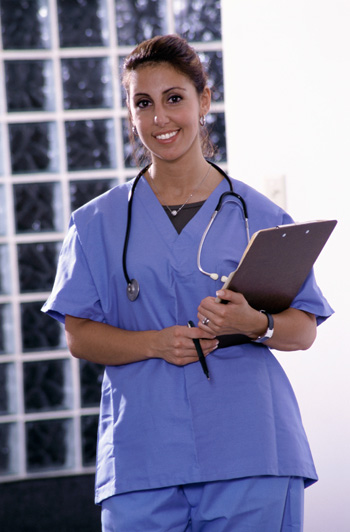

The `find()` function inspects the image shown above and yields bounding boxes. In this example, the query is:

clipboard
[216,219,337,348]
[217,219,337,312]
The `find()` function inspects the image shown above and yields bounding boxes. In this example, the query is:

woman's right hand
[65,315,218,367]
[153,325,218,366]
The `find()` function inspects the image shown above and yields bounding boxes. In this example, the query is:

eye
[168,94,182,104]
[136,98,151,109]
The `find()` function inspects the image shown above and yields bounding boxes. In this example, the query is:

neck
[148,157,211,199]
[149,162,212,217]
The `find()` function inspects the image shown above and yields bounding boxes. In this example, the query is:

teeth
[156,131,177,140]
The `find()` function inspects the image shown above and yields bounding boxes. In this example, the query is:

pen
[187,320,210,380]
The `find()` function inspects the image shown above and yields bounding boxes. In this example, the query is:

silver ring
[202,317,210,326]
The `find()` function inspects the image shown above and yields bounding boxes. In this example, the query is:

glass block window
[13,182,63,233]
[9,122,59,174]
[0,0,51,50]
[115,0,168,45]
[23,359,72,412]
[65,119,116,171]
[0,304,13,355]
[70,179,115,211]
[57,0,109,48]
[174,0,222,42]
[61,57,113,110]
[0,0,225,483]
[81,414,99,466]
[5,60,55,112]
[0,245,11,294]
[80,360,105,408]
[26,418,74,472]
[17,242,61,293]
[0,362,16,415]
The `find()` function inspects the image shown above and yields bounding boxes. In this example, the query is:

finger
[187,325,216,340]
[186,328,218,351]
[197,315,211,330]
[216,289,245,305]
[200,315,211,327]
[200,339,219,355]
[197,296,217,315]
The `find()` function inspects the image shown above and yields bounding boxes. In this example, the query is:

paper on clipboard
[216,219,337,314]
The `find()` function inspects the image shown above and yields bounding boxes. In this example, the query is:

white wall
[221,1,350,530]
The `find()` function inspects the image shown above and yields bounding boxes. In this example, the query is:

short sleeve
[290,268,334,325]
[41,223,105,324]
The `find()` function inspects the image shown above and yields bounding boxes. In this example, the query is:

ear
[199,86,211,116]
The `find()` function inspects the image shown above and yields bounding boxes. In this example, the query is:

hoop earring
[199,115,206,126]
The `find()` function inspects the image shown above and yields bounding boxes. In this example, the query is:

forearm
[65,315,219,366]
[197,290,317,352]
[234,306,317,351]
[65,315,157,365]
[261,308,317,351]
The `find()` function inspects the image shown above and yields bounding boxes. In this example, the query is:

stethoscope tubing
[122,163,151,281]
[196,164,250,281]
[123,160,249,300]
[122,163,151,301]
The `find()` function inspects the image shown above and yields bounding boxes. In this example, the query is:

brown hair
[122,34,214,164]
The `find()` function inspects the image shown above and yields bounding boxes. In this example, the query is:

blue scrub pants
[101,476,304,532]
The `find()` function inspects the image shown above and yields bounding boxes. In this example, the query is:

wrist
[145,330,160,359]
[252,310,274,343]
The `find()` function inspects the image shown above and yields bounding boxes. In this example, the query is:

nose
[153,106,169,127]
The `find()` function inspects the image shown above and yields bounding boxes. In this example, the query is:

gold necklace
[150,163,212,217]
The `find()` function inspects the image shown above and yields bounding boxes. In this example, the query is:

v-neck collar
[135,174,231,245]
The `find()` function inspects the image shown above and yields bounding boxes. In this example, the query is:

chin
[151,143,199,164]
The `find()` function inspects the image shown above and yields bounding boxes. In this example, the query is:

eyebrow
[133,86,187,98]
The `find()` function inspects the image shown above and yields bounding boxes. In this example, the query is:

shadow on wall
[0,475,101,532]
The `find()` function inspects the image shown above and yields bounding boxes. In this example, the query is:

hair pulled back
[122,34,208,96]
[122,34,214,162]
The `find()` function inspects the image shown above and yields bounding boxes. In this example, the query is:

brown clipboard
[217,219,337,313]
[216,219,337,348]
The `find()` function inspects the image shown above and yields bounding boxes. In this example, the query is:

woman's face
[127,62,210,164]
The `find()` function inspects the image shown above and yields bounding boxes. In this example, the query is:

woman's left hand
[197,288,318,351]
[197,289,264,338]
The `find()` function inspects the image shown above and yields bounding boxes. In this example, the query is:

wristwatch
[252,310,274,343]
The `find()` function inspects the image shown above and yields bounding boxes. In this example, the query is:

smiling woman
[42,33,333,532]
[123,35,215,167]
[127,63,212,198]
[121,35,217,207]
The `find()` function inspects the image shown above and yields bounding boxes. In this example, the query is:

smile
[155,130,178,140]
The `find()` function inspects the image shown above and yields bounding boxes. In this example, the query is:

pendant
[171,210,178,216]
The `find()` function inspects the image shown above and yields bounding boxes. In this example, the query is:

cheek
[180,109,200,133]
[133,114,152,140]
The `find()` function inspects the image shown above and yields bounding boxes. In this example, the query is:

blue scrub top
[42,174,333,504]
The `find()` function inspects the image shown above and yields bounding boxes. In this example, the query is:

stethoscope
[123,160,250,301]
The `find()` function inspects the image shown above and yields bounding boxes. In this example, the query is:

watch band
[252,310,274,343]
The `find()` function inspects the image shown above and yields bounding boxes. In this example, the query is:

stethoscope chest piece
[127,279,140,301]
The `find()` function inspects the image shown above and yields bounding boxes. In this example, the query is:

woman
[42,34,333,531]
